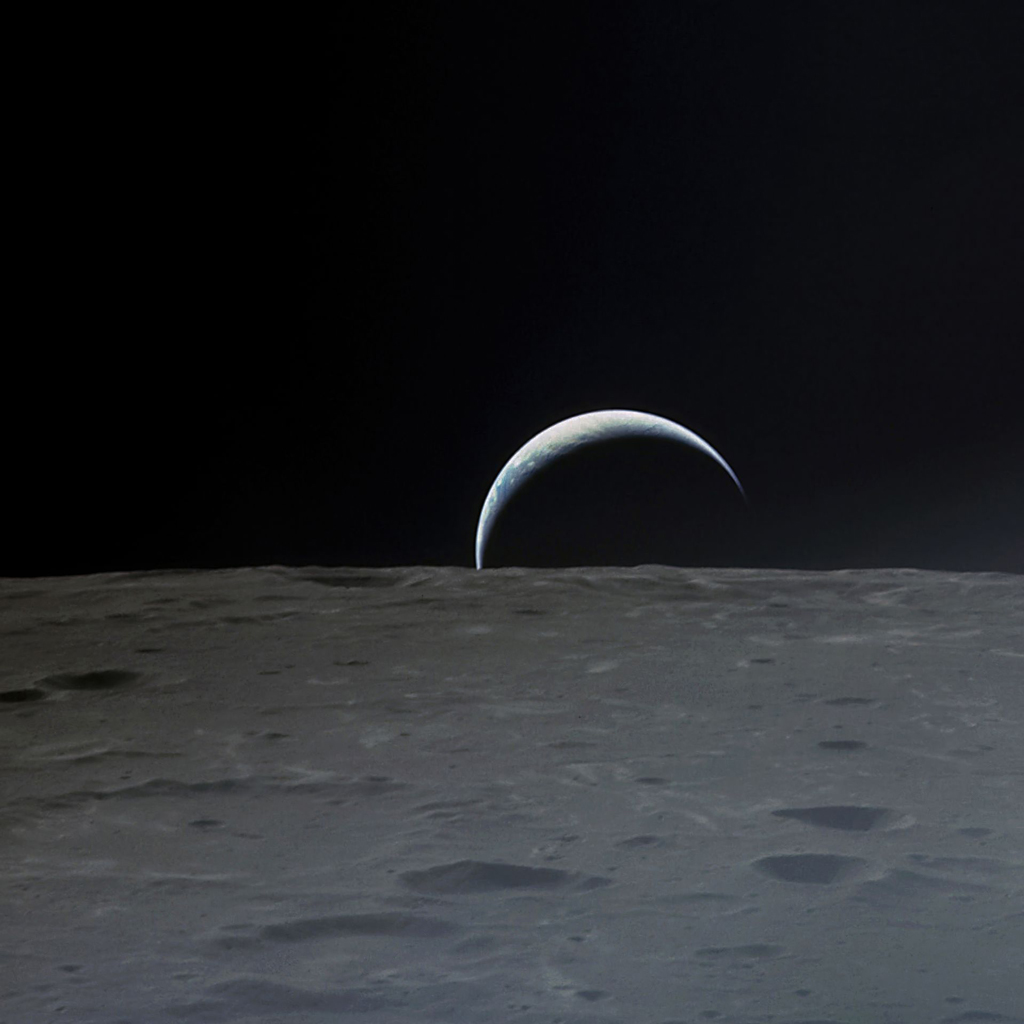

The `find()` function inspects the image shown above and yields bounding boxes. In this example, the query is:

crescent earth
[474,409,746,569]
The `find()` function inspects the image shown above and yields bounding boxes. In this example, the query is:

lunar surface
[475,411,746,569]
[1,565,1022,1023]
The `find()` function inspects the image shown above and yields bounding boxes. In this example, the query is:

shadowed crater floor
[772,805,894,831]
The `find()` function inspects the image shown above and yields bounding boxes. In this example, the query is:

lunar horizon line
[474,409,747,570]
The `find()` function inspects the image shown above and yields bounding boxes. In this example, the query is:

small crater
[399,859,611,894]
[327,777,408,804]
[695,944,783,959]
[196,978,399,1015]
[750,658,775,664]
[513,608,547,616]
[824,696,876,706]
[41,669,142,692]
[949,746,995,759]
[189,598,233,609]
[576,990,610,1001]
[134,647,165,654]
[0,688,47,703]
[301,573,395,588]
[775,1019,847,1024]
[260,913,459,941]
[942,1014,1021,1022]
[334,659,370,666]
[635,776,670,785]
[958,827,993,839]
[906,854,1007,875]
[663,892,737,905]
[189,819,223,830]
[754,854,865,884]
[818,740,867,751]
[772,806,892,832]
[101,777,251,799]
[853,869,992,904]
[617,834,664,848]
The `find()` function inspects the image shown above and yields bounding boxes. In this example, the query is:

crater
[300,573,396,588]
[617,834,665,848]
[399,859,611,894]
[818,740,868,751]
[41,669,142,691]
[772,806,893,831]
[260,913,460,941]
[695,944,783,959]
[853,869,992,904]
[754,854,865,884]
[0,688,47,703]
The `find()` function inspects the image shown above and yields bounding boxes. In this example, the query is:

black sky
[6,3,1022,576]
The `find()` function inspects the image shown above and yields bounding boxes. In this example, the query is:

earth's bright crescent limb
[474,409,747,569]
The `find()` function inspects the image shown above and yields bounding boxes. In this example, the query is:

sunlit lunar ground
[1,565,1022,1024]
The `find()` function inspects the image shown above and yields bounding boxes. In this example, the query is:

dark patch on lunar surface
[818,739,868,750]
[772,805,892,831]
[0,687,47,703]
[400,860,611,894]
[824,696,877,706]
[958,827,994,838]
[41,669,142,691]
[755,854,865,884]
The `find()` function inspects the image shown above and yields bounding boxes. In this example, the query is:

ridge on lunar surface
[1,565,1022,1023]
